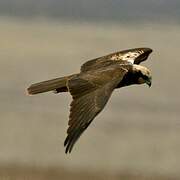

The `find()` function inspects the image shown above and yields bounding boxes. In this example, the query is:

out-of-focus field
[0,17,180,179]
[0,166,178,180]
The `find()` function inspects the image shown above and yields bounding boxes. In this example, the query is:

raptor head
[133,64,152,87]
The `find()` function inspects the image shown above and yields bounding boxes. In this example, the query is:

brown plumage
[27,47,153,153]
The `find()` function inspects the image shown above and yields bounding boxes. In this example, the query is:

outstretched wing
[81,48,152,72]
[80,52,123,72]
[64,65,129,153]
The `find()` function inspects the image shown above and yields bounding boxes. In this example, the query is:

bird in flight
[27,47,153,154]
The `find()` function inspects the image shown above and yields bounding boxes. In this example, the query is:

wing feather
[81,48,152,72]
[64,65,129,153]
[80,52,123,72]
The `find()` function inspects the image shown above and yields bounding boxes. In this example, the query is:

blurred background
[0,0,180,179]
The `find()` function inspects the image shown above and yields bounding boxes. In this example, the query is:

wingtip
[64,136,69,147]
[26,87,33,96]
[64,136,70,154]
[65,147,70,154]
[64,144,71,154]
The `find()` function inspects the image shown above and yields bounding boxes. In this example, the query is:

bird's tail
[27,75,75,95]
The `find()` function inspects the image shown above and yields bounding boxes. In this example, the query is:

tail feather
[27,76,70,95]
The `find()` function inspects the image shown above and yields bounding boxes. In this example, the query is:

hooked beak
[145,77,152,87]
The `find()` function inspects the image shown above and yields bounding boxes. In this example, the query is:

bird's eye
[143,75,148,80]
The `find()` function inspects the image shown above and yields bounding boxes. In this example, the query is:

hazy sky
[0,0,179,23]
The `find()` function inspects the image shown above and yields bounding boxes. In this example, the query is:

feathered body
[27,47,153,153]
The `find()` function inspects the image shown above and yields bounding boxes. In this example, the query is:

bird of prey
[27,47,153,154]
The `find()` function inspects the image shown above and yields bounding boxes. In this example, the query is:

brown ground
[0,166,178,180]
